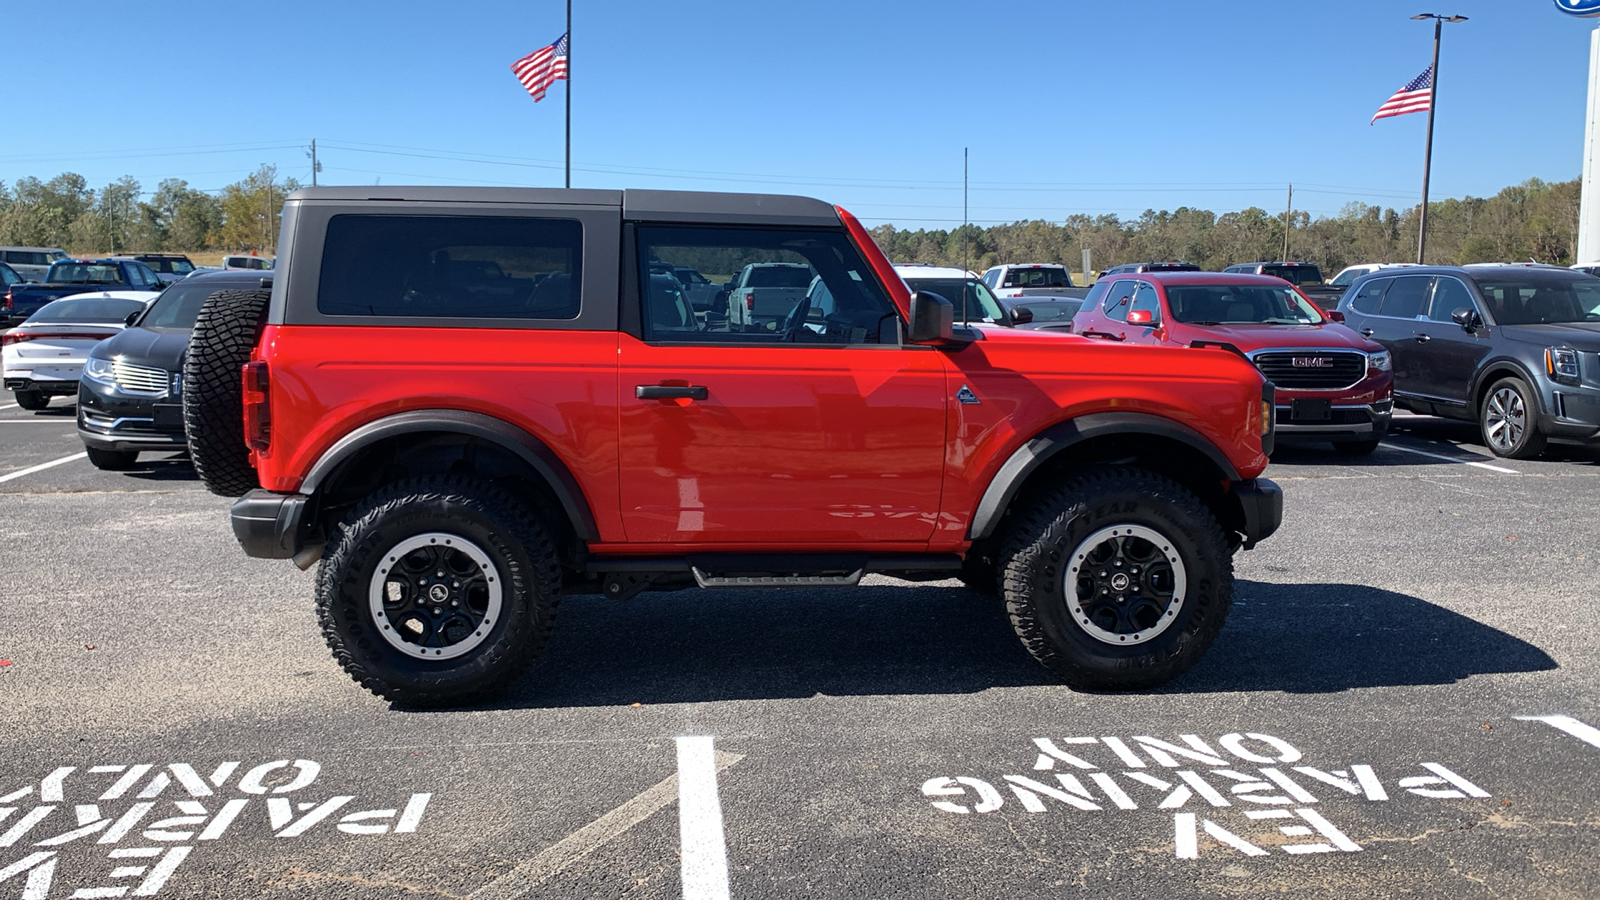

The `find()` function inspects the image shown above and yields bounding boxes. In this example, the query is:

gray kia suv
[1335,263,1600,458]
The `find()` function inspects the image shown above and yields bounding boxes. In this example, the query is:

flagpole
[564,0,571,189]
[1417,18,1441,264]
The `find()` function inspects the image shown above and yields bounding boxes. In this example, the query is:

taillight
[2,330,115,345]
[745,291,755,310]
[3,289,12,311]
[241,360,271,452]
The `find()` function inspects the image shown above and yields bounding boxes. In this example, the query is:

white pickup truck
[726,262,815,330]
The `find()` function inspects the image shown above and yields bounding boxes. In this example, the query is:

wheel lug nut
[451,600,459,607]
[436,570,445,577]
[433,607,442,615]
[1098,570,1107,578]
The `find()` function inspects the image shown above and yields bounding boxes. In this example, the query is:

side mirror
[1009,306,1034,326]
[125,310,142,327]
[1450,307,1482,330]
[1127,309,1155,326]
[907,290,956,343]
[1326,309,1346,323]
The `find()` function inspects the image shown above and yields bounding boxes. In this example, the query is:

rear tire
[1480,376,1547,459]
[14,391,48,410]
[86,447,138,470]
[316,475,561,706]
[182,288,270,497]
[999,467,1232,691]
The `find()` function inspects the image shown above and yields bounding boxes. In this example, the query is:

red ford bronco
[183,187,1282,705]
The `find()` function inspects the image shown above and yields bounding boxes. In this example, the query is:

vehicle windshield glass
[48,264,123,284]
[1016,300,1081,321]
[1167,284,1325,324]
[1472,275,1600,325]
[138,282,226,329]
[148,258,195,274]
[29,298,145,323]
[745,265,814,288]
[903,277,1005,322]
[1002,267,1071,288]
[1329,268,1366,287]
[1261,265,1323,285]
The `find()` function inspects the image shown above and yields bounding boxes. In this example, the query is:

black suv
[1335,264,1600,458]
[77,269,267,469]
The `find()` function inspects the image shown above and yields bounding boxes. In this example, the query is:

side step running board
[691,567,864,589]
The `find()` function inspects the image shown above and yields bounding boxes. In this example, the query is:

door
[1408,275,1493,411]
[1365,275,1433,400]
[618,224,948,545]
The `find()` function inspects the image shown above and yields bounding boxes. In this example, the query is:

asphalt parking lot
[2,399,1597,899]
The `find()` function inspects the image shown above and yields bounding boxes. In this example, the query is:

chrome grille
[112,360,169,396]
[1252,351,1367,390]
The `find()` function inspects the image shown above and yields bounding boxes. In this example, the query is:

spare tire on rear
[183,288,271,497]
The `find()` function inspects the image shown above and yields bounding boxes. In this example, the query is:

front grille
[1252,351,1367,389]
[112,360,169,396]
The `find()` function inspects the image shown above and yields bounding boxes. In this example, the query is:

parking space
[2,402,1598,898]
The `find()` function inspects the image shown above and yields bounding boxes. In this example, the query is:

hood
[1177,321,1379,352]
[91,326,191,369]
[1500,323,1600,352]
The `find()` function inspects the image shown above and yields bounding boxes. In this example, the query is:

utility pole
[1282,183,1293,260]
[310,139,319,187]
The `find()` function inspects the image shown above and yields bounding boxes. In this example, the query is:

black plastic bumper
[231,490,311,559]
[1232,477,1283,550]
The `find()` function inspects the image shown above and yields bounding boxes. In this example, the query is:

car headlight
[83,356,117,387]
[1368,350,1392,372]
[1546,347,1580,385]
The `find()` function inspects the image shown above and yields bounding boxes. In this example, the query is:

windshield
[903,277,1006,322]
[29,297,145,323]
[138,282,226,329]
[1016,299,1081,322]
[1472,275,1600,325]
[1261,265,1324,286]
[1167,284,1325,325]
[1329,267,1368,287]
[1002,267,1072,288]
[48,263,123,284]
[146,258,195,274]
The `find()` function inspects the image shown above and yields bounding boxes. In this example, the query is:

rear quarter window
[317,215,583,319]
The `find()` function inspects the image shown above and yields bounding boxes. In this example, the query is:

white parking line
[1380,442,1519,474]
[468,744,743,900]
[0,403,18,410]
[0,451,87,484]
[678,736,733,900]
[1516,715,1600,750]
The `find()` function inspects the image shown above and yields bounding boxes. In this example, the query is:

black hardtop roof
[283,186,841,227]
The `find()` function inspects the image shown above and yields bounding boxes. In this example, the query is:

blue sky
[5,0,1598,227]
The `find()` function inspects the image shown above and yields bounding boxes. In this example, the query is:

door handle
[636,384,708,401]
[1359,328,1375,337]
[1413,333,1432,343]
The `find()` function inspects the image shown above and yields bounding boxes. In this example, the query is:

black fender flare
[967,412,1243,541]
[301,409,600,542]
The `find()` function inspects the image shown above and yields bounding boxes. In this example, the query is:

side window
[1129,282,1161,324]
[1349,277,1389,314]
[317,214,582,319]
[1377,275,1432,319]
[137,264,157,285]
[1428,277,1476,322]
[981,269,999,289]
[1103,279,1137,322]
[637,227,899,345]
[124,264,146,286]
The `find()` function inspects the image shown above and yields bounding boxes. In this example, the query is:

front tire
[86,447,139,470]
[1480,376,1547,459]
[999,467,1232,690]
[316,475,561,706]
[14,391,48,410]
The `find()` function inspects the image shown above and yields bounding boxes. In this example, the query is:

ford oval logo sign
[1555,0,1600,16]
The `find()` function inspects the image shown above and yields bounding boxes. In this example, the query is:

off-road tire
[14,391,48,410]
[86,447,139,470]
[182,288,270,497]
[999,466,1232,691]
[1480,376,1547,460]
[1332,437,1381,456]
[316,475,561,706]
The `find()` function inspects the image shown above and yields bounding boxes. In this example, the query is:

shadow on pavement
[1170,579,1557,694]
[457,577,1554,710]
[119,452,198,483]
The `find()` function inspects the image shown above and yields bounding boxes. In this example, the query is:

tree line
[0,165,1582,272]
[0,165,299,255]
[870,177,1582,275]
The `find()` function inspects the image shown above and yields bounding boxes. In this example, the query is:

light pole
[1411,13,1467,264]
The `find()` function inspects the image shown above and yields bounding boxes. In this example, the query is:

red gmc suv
[1073,271,1394,454]
[182,187,1282,704]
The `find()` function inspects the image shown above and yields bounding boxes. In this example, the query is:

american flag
[1371,65,1433,124]
[511,33,569,103]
